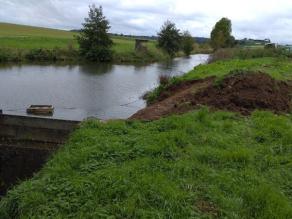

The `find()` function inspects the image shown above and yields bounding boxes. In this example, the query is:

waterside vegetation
[0,23,171,63]
[0,16,210,64]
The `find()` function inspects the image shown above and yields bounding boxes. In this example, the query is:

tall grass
[0,108,291,218]
[208,48,290,63]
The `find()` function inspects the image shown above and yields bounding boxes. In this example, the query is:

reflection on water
[0,54,209,120]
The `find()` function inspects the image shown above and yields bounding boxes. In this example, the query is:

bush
[181,31,194,56]
[0,49,9,62]
[52,47,79,61]
[208,48,289,63]
[159,75,171,86]
[145,76,182,105]
[25,48,54,61]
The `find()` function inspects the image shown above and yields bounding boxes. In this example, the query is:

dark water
[0,55,208,120]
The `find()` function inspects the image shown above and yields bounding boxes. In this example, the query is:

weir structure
[0,113,80,196]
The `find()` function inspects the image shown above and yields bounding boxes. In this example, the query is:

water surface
[0,55,208,120]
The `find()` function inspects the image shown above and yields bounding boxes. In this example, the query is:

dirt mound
[151,77,215,103]
[192,72,292,115]
[131,71,292,120]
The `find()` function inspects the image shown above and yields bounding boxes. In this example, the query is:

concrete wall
[0,114,80,145]
[0,114,80,196]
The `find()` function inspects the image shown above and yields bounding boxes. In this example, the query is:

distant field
[240,45,265,49]
[0,22,74,38]
[0,22,157,53]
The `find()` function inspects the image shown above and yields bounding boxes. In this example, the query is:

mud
[131,71,292,120]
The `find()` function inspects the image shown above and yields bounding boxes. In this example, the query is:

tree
[210,17,235,50]
[181,31,195,56]
[77,5,113,61]
[157,21,181,57]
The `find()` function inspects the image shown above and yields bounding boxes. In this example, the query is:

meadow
[0,22,167,63]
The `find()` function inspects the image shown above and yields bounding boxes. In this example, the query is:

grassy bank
[146,57,292,104]
[0,23,206,63]
[0,108,291,218]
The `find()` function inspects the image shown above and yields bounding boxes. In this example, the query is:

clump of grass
[145,76,182,105]
[0,108,291,218]
[159,75,171,86]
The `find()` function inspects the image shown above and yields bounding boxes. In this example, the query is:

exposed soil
[196,200,219,217]
[131,71,292,120]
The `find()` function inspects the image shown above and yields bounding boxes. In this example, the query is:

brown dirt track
[131,72,292,120]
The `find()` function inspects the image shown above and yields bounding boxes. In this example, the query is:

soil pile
[131,71,292,120]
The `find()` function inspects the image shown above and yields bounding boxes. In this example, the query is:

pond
[0,54,209,121]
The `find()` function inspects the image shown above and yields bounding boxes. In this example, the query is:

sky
[1,0,292,43]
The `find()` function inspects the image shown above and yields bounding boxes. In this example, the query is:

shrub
[181,31,194,56]
[159,75,171,86]
[0,49,9,62]
[145,76,182,105]
[25,48,54,61]
[52,47,79,61]
[208,48,288,63]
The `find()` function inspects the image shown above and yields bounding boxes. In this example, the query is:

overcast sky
[1,0,292,43]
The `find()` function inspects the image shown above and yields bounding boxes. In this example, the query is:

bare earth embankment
[131,71,292,120]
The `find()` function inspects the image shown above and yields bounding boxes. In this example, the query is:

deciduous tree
[157,21,181,57]
[210,18,235,50]
[181,31,195,56]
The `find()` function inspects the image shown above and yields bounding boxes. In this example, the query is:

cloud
[1,0,292,43]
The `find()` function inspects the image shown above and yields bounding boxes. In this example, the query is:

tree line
[78,4,234,62]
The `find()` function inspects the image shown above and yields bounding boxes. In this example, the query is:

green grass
[0,23,169,63]
[0,108,291,218]
[0,22,74,38]
[183,57,292,81]
[0,23,76,49]
[0,37,76,49]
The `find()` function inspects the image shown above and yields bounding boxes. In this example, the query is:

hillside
[0,23,169,63]
[0,22,74,38]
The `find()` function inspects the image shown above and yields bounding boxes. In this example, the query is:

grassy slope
[184,57,292,81]
[1,59,292,218]
[0,22,76,49]
[0,109,291,218]
[0,23,165,62]
[0,22,74,38]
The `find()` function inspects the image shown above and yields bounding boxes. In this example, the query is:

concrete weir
[0,113,80,196]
